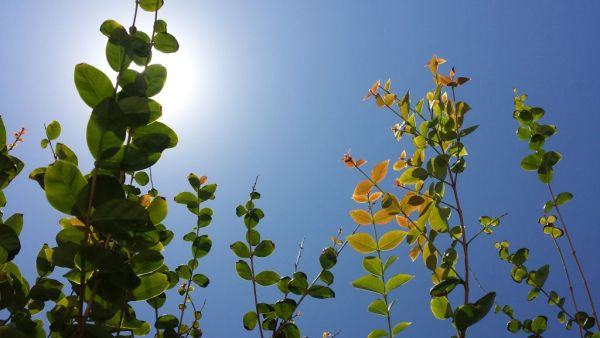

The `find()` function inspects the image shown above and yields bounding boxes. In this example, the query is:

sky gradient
[1,1,599,337]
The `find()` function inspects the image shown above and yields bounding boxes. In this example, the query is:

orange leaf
[355,159,366,168]
[396,215,409,228]
[354,179,373,197]
[352,194,369,203]
[409,245,421,261]
[371,160,389,183]
[349,209,373,225]
[373,209,394,225]
[369,192,383,202]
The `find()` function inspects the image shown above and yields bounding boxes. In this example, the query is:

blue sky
[1,1,599,337]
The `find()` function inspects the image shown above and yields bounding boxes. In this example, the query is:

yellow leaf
[347,233,377,254]
[378,230,407,251]
[371,160,389,183]
[140,194,152,207]
[373,209,393,225]
[384,78,391,91]
[375,94,385,107]
[393,159,407,171]
[349,209,372,225]
[383,93,396,106]
[71,217,85,227]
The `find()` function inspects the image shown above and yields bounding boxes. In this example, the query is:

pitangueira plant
[489,93,600,337]
[0,0,215,336]
[232,179,352,338]
[344,56,499,338]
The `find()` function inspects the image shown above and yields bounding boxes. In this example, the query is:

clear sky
[1,1,599,337]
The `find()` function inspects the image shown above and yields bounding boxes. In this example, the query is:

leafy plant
[346,56,498,338]
[0,0,196,336]
[232,179,350,338]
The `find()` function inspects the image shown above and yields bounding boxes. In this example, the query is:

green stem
[367,201,392,338]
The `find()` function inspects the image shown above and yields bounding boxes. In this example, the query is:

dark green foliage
[232,183,343,337]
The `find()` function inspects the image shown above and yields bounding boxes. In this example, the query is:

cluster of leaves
[345,160,413,338]
[506,94,600,337]
[232,184,343,338]
[0,1,213,337]
[0,117,36,336]
[495,240,597,337]
[345,56,498,338]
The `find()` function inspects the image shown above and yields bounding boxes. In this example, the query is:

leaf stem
[367,200,393,338]
[547,183,599,330]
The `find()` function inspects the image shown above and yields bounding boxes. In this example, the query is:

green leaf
[29,278,64,302]
[55,143,78,165]
[4,213,23,235]
[191,235,212,259]
[132,272,169,300]
[307,285,335,299]
[430,297,452,319]
[92,199,150,234]
[319,247,337,270]
[148,196,168,224]
[155,314,178,330]
[368,299,388,317]
[274,299,297,320]
[118,97,162,127]
[429,205,449,232]
[134,171,150,186]
[36,244,54,277]
[398,167,428,185]
[430,277,462,297]
[154,20,167,33]
[393,322,411,334]
[192,273,209,288]
[45,120,61,140]
[362,256,383,276]
[453,292,496,331]
[100,19,123,37]
[367,329,388,338]
[254,240,275,257]
[352,274,385,294]
[527,265,550,288]
[230,241,251,258]
[131,249,164,275]
[44,160,87,216]
[86,113,126,161]
[243,311,258,330]
[74,63,115,108]
[507,319,522,333]
[0,225,20,264]
[555,192,573,205]
[235,260,252,280]
[154,32,179,53]
[132,121,178,153]
[530,316,548,334]
[255,270,280,286]
[143,64,167,97]
[386,273,413,292]
[347,233,377,254]
[520,153,541,171]
[139,0,164,12]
